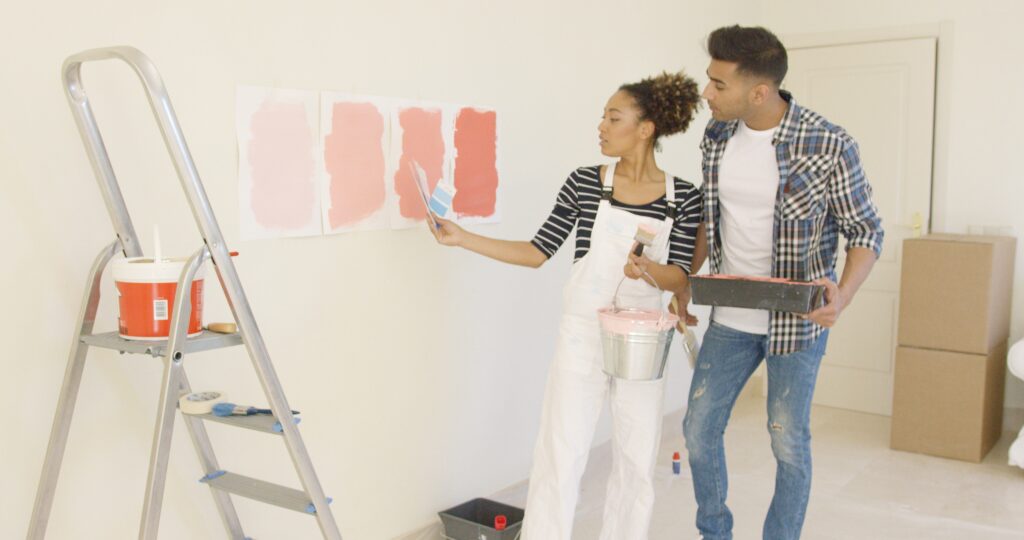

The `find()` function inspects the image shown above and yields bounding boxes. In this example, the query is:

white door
[764,38,936,415]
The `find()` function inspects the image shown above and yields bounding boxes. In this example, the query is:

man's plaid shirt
[700,91,884,355]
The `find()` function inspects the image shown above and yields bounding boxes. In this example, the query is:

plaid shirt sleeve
[827,138,884,257]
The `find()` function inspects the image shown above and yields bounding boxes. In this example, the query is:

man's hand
[803,278,846,327]
[670,290,699,327]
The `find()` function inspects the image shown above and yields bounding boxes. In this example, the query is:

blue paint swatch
[428,184,455,217]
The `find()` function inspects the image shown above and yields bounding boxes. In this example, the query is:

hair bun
[620,71,701,144]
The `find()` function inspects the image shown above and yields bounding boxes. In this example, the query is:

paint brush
[632,225,657,257]
[211,402,300,417]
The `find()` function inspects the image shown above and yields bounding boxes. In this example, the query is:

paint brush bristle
[633,225,657,256]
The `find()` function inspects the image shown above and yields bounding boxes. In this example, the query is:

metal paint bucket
[597,273,678,380]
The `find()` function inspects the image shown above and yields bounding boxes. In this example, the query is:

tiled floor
[488,396,1024,539]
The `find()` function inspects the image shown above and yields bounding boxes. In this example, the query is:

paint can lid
[112,256,206,283]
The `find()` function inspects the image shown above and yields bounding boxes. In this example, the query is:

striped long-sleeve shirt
[530,165,702,273]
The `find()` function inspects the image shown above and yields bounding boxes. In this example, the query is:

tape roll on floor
[179,391,226,415]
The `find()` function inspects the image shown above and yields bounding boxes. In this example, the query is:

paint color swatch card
[428,182,456,218]
[409,160,439,230]
[236,86,323,240]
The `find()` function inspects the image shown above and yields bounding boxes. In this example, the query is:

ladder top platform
[81,331,243,357]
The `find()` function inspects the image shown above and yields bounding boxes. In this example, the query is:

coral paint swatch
[452,108,498,218]
[237,87,321,240]
[322,100,387,231]
[394,107,445,221]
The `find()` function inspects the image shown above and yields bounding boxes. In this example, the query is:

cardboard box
[690,275,824,314]
[890,343,1007,462]
[898,234,1015,354]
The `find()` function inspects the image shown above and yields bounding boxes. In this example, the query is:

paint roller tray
[81,330,243,358]
[690,275,825,314]
[439,498,524,540]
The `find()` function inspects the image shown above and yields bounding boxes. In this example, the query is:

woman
[430,71,702,539]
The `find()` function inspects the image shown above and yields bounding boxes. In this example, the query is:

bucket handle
[611,270,674,327]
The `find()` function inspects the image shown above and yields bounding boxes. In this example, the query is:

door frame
[782,22,952,234]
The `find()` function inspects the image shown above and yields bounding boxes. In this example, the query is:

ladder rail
[27,241,120,540]
[60,46,341,539]
[63,51,142,258]
[138,246,206,540]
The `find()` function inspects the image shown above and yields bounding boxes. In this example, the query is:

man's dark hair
[707,25,788,86]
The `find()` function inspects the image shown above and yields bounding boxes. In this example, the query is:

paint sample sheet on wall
[237,86,322,240]
[320,93,392,234]
[389,103,501,228]
[238,86,500,239]
[389,102,453,229]
[452,106,500,224]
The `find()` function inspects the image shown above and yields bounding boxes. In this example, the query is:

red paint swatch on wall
[248,100,318,229]
[452,108,498,218]
[394,107,445,220]
[323,102,387,229]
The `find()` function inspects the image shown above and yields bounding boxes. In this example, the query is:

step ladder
[27,46,343,540]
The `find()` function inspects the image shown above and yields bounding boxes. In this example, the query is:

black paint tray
[691,275,825,314]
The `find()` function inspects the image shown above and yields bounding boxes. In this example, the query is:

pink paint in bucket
[597,307,678,335]
[112,257,205,340]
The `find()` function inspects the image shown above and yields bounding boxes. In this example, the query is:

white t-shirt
[712,121,779,335]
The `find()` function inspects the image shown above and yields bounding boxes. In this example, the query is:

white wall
[0,1,756,538]
[759,0,1024,423]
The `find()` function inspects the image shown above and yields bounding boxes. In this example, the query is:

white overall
[521,163,676,540]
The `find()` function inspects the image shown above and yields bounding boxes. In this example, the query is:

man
[682,25,884,540]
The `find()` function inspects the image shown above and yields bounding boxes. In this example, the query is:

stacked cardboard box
[891,234,1016,462]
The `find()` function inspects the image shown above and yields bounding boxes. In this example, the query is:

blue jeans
[683,321,829,540]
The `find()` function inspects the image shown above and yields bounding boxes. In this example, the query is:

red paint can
[112,257,204,340]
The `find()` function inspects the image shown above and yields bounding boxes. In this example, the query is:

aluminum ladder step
[201,471,331,514]
[192,412,300,434]
[81,330,243,357]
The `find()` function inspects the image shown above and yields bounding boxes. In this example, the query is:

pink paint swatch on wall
[237,87,321,240]
[322,98,388,232]
[452,107,499,220]
[393,107,446,223]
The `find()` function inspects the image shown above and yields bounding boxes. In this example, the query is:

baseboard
[1005,406,1024,433]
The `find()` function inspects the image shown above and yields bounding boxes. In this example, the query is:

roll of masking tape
[179,391,226,415]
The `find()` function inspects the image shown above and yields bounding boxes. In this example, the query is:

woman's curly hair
[619,70,701,150]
